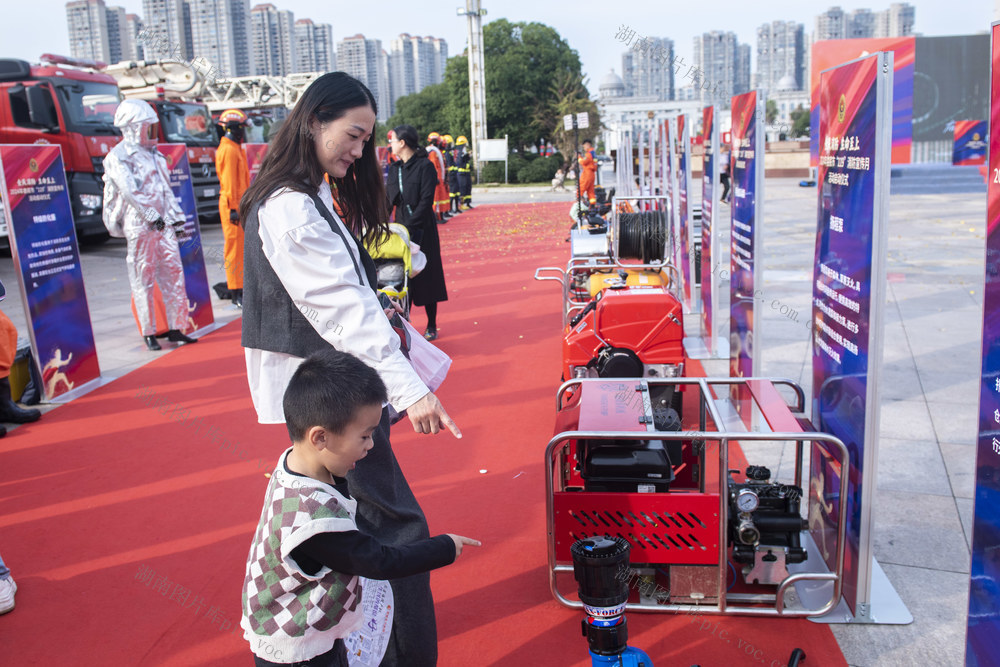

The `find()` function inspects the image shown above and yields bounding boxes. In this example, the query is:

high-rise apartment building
[377,48,390,123]
[430,38,448,83]
[815,6,846,40]
[67,0,111,63]
[692,31,751,107]
[125,14,145,60]
[338,35,389,120]
[815,4,915,41]
[620,37,675,101]
[105,5,129,63]
[875,3,916,37]
[755,21,805,92]
[846,9,875,38]
[186,0,252,77]
[142,0,190,61]
[228,0,253,76]
[293,19,335,73]
[388,34,448,114]
[251,3,294,76]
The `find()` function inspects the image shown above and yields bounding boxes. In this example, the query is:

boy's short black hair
[283,349,387,442]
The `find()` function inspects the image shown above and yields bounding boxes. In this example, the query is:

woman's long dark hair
[239,72,388,245]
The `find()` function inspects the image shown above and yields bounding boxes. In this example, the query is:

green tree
[533,70,600,169]
[444,19,590,150]
[387,83,448,140]
[766,99,778,125]
[790,105,810,138]
[440,57,471,141]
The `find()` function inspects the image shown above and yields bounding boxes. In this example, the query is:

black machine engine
[727,466,807,585]
[577,437,680,493]
[576,395,684,494]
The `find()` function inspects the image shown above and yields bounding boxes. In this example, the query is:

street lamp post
[457,1,488,179]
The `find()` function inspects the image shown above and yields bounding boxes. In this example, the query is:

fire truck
[0,55,122,243]
[102,59,327,222]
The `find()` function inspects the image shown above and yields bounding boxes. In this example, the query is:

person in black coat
[386,124,449,341]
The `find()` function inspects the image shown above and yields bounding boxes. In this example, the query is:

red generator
[546,377,851,617]
[562,280,684,384]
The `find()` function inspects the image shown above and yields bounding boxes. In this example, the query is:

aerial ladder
[102,59,325,112]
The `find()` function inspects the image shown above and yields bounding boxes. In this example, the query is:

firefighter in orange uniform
[426,132,451,223]
[578,139,597,206]
[215,109,251,307]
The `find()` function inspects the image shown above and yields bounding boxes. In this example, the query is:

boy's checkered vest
[241,456,365,662]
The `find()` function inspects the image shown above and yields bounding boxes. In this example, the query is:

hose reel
[615,209,668,263]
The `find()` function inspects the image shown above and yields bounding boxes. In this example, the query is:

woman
[386,125,449,341]
[239,72,460,667]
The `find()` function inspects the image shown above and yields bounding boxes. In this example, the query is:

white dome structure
[776,74,798,92]
[599,69,626,98]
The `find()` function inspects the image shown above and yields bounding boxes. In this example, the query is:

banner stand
[0,144,102,403]
[689,104,727,360]
[803,51,910,626]
[966,20,1000,661]
[794,540,912,625]
[682,336,730,360]
[729,90,765,423]
[676,114,699,315]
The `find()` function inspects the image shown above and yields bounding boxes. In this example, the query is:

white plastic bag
[400,318,451,391]
[409,241,427,277]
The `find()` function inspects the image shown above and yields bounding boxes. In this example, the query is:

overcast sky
[1,0,994,92]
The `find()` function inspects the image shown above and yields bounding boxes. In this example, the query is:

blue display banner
[729,91,764,422]
[701,105,718,353]
[649,127,656,200]
[678,114,694,309]
[157,144,214,333]
[966,21,1000,665]
[0,144,100,400]
[810,52,892,615]
[954,120,988,166]
[665,119,678,275]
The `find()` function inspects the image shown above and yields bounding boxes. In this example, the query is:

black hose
[618,211,666,263]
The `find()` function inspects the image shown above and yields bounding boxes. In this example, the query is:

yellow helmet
[456,135,468,146]
[218,108,248,125]
[442,134,454,145]
[428,131,440,142]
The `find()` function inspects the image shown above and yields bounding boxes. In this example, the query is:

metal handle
[534,266,566,283]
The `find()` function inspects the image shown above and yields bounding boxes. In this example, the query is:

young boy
[241,349,479,666]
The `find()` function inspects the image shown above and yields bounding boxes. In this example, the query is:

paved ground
[0,179,983,666]
[694,179,983,667]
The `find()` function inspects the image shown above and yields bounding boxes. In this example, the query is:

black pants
[720,173,731,201]
[347,408,438,666]
[253,639,347,667]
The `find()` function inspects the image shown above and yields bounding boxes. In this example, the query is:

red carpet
[0,201,846,666]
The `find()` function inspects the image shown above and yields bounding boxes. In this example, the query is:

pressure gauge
[736,489,759,513]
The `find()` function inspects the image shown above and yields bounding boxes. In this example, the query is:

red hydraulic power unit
[562,282,684,382]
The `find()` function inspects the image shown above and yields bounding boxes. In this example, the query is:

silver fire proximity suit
[102,99,188,336]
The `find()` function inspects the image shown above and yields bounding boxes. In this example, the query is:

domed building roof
[599,69,626,98]
[776,74,798,92]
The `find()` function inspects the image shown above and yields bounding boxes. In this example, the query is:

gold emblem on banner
[28,158,38,173]
[837,95,847,123]
[974,133,981,141]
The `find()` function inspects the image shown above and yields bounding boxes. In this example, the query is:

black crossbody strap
[308,192,365,285]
